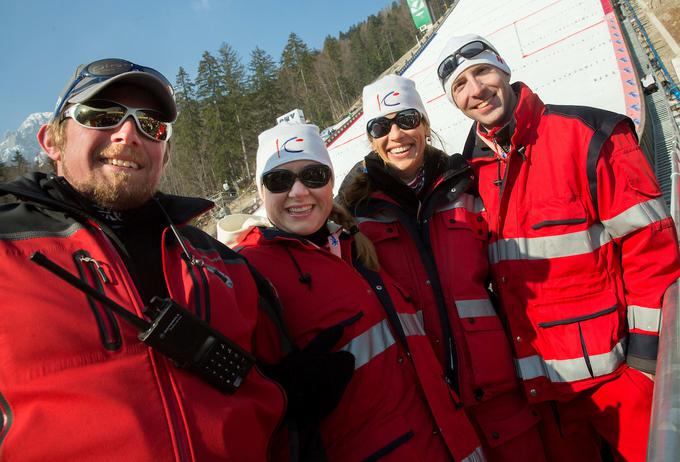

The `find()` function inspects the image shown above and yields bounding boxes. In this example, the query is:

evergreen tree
[11,150,28,172]
[162,66,212,197]
[247,47,285,133]
[279,33,315,118]
[217,43,250,186]
[0,158,7,182]
[195,51,229,193]
[161,0,424,202]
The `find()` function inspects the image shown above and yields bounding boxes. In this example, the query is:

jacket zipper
[196,264,212,323]
[184,260,204,321]
[381,202,461,394]
[91,224,193,462]
[73,250,122,350]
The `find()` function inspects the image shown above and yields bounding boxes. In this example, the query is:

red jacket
[463,83,680,402]
[237,226,484,462]
[0,173,285,461]
[341,149,518,406]
[340,151,548,460]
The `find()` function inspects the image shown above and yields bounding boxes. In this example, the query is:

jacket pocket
[443,207,488,242]
[459,312,517,393]
[360,221,401,244]
[530,288,624,382]
[473,401,540,449]
[361,431,414,462]
[330,413,417,462]
[528,196,587,231]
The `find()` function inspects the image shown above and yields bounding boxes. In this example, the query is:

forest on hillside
[1,0,453,206]
[162,0,452,203]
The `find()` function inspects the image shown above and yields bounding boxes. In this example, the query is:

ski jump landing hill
[326,0,642,194]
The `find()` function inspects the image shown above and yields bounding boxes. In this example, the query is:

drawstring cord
[153,197,203,267]
[283,246,312,290]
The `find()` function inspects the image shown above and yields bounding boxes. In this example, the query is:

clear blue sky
[0,0,396,137]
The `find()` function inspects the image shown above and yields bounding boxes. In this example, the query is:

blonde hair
[337,163,373,213]
[329,203,380,271]
[47,118,68,151]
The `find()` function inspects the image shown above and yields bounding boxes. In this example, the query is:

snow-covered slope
[0,112,51,164]
[326,0,640,194]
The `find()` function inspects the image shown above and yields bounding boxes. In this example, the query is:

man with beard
[0,59,293,461]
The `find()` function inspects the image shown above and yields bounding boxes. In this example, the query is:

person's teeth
[105,158,140,169]
[289,205,312,213]
[477,95,493,109]
[391,145,410,154]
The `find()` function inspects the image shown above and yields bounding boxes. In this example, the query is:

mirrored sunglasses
[437,40,498,86]
[262,164,332,193]
[366,109,422,138]
[62,100,172,141]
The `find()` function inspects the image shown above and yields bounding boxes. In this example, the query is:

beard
[64,144,159,210]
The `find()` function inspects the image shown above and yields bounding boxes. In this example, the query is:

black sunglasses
[366,109,422,138]
[262,164,332,193]
[437,40,499,86]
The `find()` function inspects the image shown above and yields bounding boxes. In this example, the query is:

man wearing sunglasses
[0,59,288,460]
[437,34,680,461]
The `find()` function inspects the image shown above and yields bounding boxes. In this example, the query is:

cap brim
[67,71,177,122]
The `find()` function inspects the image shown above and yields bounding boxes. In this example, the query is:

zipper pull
[205,265,234,288]
[79,256,110,284]
[516,145,526,161]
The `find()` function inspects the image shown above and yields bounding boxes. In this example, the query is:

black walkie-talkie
[30,252,255,394]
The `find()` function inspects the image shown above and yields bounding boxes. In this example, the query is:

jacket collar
[364,146,470,214]
[0,172,213,226]
[473,82,545,161]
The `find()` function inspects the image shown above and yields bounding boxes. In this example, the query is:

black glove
[260,315,360,423]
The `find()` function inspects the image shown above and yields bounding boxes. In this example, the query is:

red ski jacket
[237,226,484,462]
[339,150,545,459]
[0,173,286,462]
[340,149,519,406]
[463,83,680,402]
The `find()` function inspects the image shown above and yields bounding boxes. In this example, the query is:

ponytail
[329,204,380,271]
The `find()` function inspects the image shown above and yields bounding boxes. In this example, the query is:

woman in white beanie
[339,74,547,462]
[233,122,484,461]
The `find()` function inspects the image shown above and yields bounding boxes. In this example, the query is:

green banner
[406,0,433,29]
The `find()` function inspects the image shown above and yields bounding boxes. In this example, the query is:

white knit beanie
[362,74,429,128]
[255,123,333,194]
[437,34,511,104]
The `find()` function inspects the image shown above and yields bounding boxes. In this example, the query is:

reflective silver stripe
[515,338,625,382]
[435,193,486,214]
[602,198,669,239]
[627,305,662,333]
[355,214,398,224]
[456,299,497,318]
[490,198,669,264]
[461,446,486,462]
[489,223,612,264]
[341,313,427,370]
[398,311,426,336]
[341,320,396,370]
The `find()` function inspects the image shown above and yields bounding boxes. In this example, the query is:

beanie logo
[377,91,401,111]
[277,136,305,157]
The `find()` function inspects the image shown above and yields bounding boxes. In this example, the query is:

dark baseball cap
[52,58,176,122]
